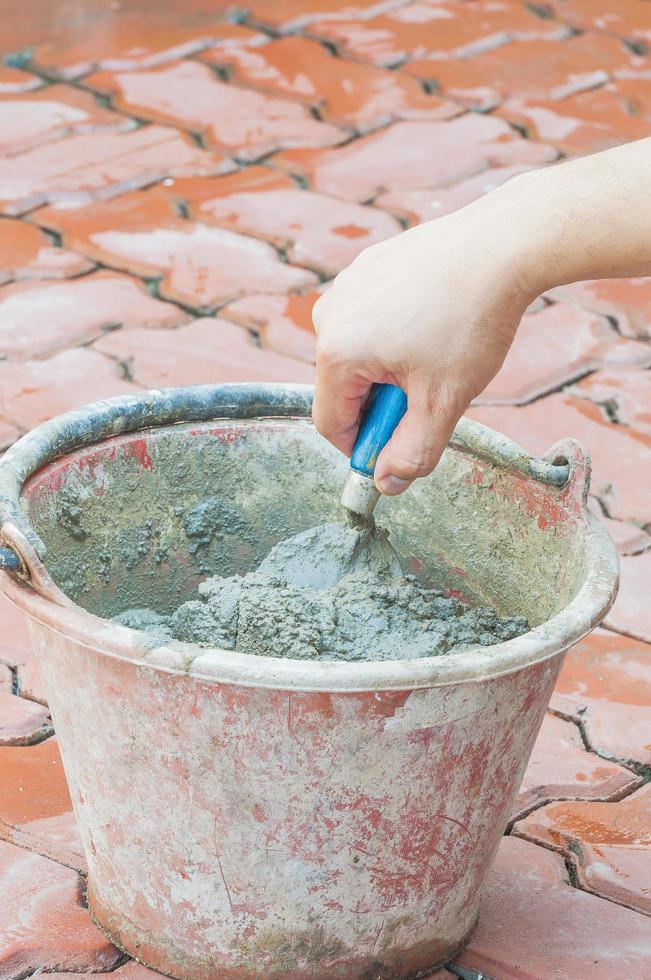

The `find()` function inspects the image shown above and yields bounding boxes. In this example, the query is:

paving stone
[0,593,47,704]
[0,124,229,216]
[14,653,46,703]
[456,835,651,977]
[376,163,532,224]
[513,712,640,821]
[572,369,651,435]
[499,87,651,155]
[0,664,12,691]
[551,0,651,45]
[168,168,401,276]
[605,549,651,645]
[547,277,651,339]
[0,218,94,281]
[0,348,140,431]
[0,839,118,977]
[221,291,321,362]
[0,736,85,871]
[203,35,460,129]
[310,1,570,67]
[0,592,44,703]
[0,692,52,746]
[408,33,643,109]
[95,318,314,388]
[273,114,556,201]
[609,76,651,118]
[29,14,263,79]
[514,784,651,916]
[468,395,651,525]
[0,270,188,359]
[0,422,20,452]
[588,498,651,556]
[0,64,42,94]
[476,303,651,405]
[244,0,406,33]
[0,84,134,158]
[38,189,318,308]
[551,628,651,765]
[86,60,345,161]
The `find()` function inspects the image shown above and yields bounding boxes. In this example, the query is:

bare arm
[312,137,651,495]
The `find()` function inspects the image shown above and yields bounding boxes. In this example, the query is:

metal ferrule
[340,470,381,519]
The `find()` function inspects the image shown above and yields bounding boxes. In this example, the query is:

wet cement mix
[115,520,529,662]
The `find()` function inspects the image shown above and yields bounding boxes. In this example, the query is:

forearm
[488,137,651,296]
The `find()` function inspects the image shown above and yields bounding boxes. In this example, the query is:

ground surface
[1,1,651,977]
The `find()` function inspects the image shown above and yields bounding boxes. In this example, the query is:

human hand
[312,182,538,495]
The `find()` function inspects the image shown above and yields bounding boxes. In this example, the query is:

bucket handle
[0,383,578,599]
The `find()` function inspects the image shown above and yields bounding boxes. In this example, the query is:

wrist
[462,174,549,311]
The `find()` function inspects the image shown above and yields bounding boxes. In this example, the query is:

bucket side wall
[31,621,563,980]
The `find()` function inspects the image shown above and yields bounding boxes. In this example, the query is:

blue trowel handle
[350,383,408,478]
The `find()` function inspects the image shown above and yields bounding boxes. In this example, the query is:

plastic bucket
[0,384,618,979]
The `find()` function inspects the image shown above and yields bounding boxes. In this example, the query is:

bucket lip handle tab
[0,521,75,606]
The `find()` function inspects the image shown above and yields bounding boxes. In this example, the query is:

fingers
[374,382,462,495]
[313,351,371,458]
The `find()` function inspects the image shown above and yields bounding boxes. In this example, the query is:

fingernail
[376,475,412,495]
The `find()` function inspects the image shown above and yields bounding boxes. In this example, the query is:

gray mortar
[116,521,528,662]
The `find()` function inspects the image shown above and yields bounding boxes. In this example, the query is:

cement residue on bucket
[115,521,528,662]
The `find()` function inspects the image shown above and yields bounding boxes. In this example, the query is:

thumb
[374,384,461,496]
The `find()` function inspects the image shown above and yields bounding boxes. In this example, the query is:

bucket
[0,384,618,979]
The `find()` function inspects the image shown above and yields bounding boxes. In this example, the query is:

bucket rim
[0,383,619,691]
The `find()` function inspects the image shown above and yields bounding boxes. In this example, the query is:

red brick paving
[202,34,459,129]
[0,219,94,281]
[165,168,402,276]
[548,275,651,337]
[605,548,651,644]
[476,302,651,405]
[0,692,52,746]
[499,87,651,155]
[470,393,651,524]
[0,737,85,872]
[0,84,136,157]
[407,32,644,106]
[221,290,320,362]
[0,271,188,359]
[310,1,571,66]
[550,628,651,759]
[37,188,319,307]
[273,114,557,200]
[86,60,346,159]
[0,125,230,216]
[574,367,651,434]
[587,499,650,555]
[29,17,267,79]
[376,161,532,223]
[1,0,651,975]
[0,664,12,691]
[456,836,651,977]
[0,840,120,978]
[512,711,641,821]
[0,64,42,93]
[515,784,651,915]
[95,318,314,387]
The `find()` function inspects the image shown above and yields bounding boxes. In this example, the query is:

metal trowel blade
[258,520,404,590]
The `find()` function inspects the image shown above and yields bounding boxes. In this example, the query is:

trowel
[259,384,408,588]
